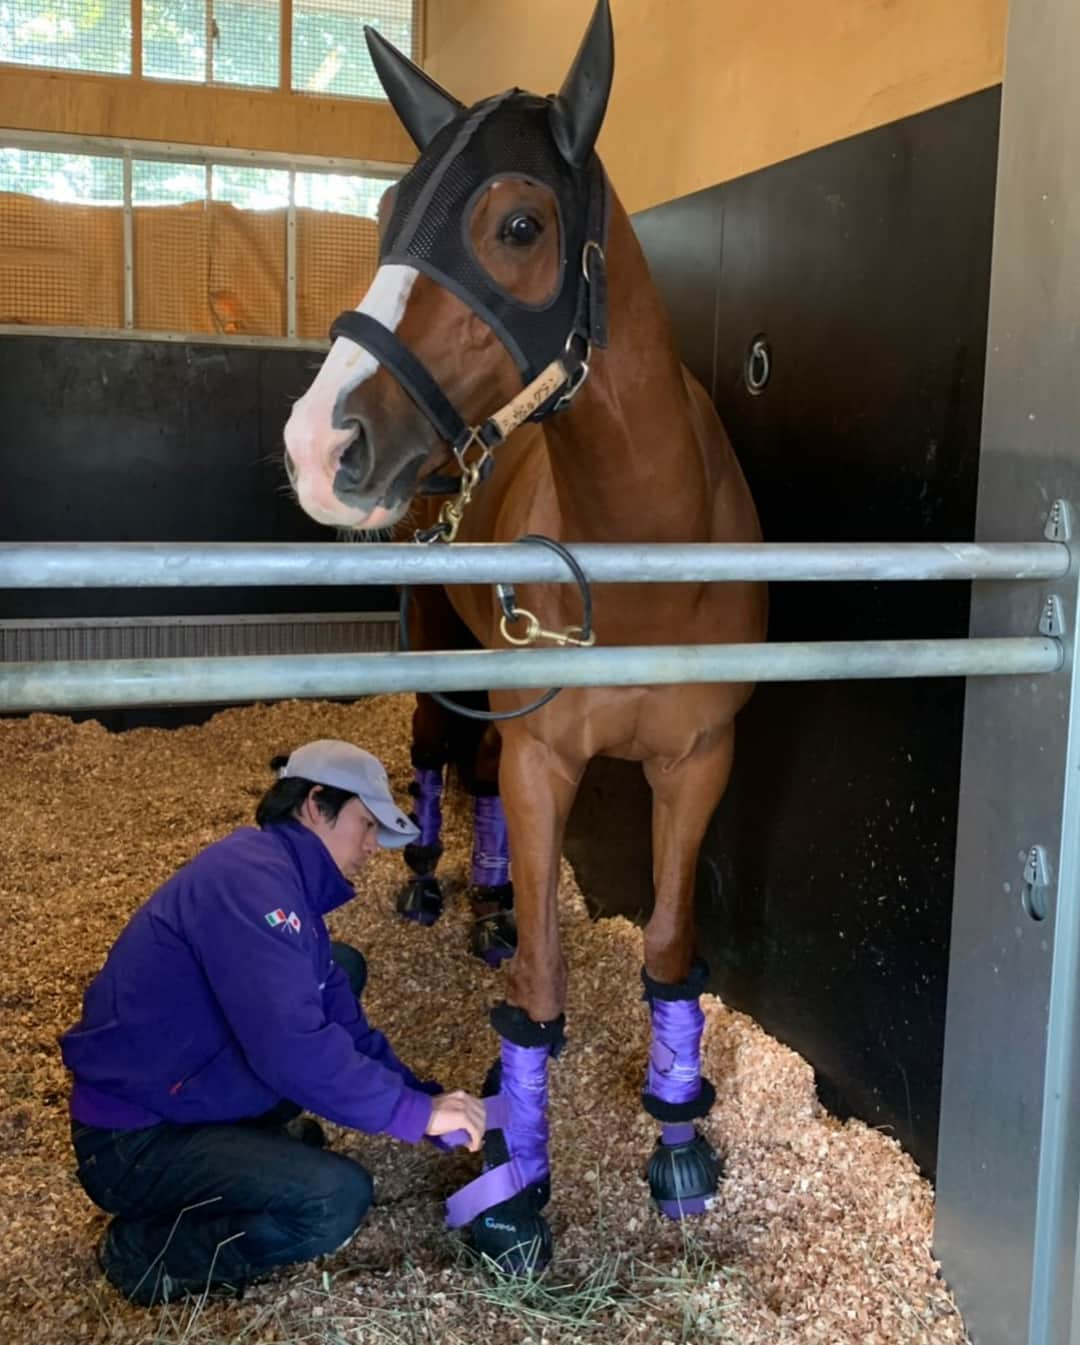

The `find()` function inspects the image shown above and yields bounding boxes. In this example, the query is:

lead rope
[398,534,594,723]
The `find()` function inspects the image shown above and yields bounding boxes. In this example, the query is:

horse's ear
[549,0,614,167]
[364,26,464,151]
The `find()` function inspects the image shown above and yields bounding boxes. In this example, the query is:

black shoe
[285,1116,327,1148]
[97,1228,245,1307]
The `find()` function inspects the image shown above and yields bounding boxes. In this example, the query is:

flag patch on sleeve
[287,911,302,934]
[265,908,287,927]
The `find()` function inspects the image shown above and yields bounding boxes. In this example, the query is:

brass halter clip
[499,608,596,648]
[433,430,493,543]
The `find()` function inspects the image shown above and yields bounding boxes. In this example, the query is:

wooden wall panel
[424,0,1006,213]
[0,67,416,165]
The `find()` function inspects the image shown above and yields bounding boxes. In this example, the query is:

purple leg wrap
[445,1039,551,1229]
[471,794,510,888]
[647,998,706,1107]
[413,767,444,848]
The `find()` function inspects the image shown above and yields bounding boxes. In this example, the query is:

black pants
[72,941,372,1305]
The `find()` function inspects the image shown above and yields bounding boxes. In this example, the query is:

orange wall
[424,0,1006,213]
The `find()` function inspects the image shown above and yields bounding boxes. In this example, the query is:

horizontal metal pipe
[0,541,1069,589]
[0,639,1062,712]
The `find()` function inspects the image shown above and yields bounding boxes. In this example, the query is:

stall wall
[563,88,999,1176]
[0,336,396,621]
[424,0,1005,212]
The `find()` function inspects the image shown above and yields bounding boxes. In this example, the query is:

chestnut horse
[284,0,765,1270]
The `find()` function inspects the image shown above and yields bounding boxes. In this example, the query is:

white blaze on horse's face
[282,263,419,530]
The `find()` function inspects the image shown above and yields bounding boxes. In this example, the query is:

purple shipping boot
[397,763,445,926]
[445,1004,562,1273]
[641,962,722,1218]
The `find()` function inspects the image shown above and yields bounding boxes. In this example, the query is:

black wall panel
[565,89,1000,1176]
[0,338,395,619]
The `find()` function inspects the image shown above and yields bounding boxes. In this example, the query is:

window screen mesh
[210,0,279,87]
[0,0,131,73]
[294,171,384,339]
[143,0,206,82]
[133,160,208,333]
[0,151,124,328]
[209,166,289,336]
[292,0,412,99]
[0,143,393,341]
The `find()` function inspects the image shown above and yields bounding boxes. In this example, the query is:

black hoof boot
[470,908,517,966]
[647,1129,722,1220]
[468,1194,553,1275]
[397,875,444,927]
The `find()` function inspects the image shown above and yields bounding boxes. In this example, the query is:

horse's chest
[515,683,742,766]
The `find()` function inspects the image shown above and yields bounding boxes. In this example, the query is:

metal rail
[0,541,1069,588]
[0,639,1062,712]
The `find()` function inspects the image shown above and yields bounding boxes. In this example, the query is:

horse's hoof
[467,1195,552,1275]
[646,1130,723,1219]
[396,875,444,927]
[470,908,517,965]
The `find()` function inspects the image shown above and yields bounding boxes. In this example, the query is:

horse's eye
[501,213,543,247]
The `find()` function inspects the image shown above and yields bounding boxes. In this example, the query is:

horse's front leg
[445,727,580,1272]
[640,725,736,1219]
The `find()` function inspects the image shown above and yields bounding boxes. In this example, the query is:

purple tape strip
[472,794,510,888]
[431,1094,511,1152]
[660,1122,696,1145]
[658,1195,710,1219]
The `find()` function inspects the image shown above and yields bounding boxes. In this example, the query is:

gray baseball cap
[281,739,420,849]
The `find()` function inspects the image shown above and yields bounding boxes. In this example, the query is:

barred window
[292,0,410,99]
[0,134,397,344]
[0,0,413,95]
[0,0,132,74]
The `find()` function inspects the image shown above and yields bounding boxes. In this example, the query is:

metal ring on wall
[744,335,771,395]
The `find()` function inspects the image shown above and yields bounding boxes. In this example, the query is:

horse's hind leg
[455,720,517,966]
[639,725,736,1218]
[398,691,450,926]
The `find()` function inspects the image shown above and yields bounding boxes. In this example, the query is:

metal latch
[1022,845,1051,921]
[1039,594,1067,638]
[1045,499,1073,542]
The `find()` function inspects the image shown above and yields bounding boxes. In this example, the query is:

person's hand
[425,1091,486,1152]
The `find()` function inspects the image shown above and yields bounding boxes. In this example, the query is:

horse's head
[284,0,614,531]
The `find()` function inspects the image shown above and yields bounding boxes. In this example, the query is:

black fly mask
[329,0,614,464]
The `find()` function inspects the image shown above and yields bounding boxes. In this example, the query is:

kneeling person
[60,739,486,1305]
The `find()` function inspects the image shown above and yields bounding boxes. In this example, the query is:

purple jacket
[60,821,437,1142]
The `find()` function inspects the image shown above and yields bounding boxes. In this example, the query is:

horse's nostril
[336,428,371,488]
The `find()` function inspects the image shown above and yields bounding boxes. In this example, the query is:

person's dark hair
[255,755,356,827]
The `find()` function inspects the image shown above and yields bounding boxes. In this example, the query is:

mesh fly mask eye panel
[329,90,609,461]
